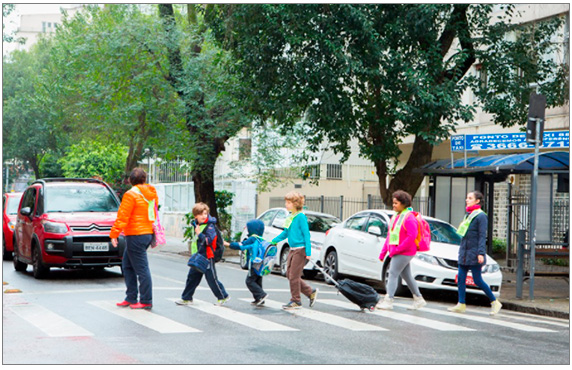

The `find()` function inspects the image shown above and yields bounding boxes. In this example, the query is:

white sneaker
[490,300,502,315]
[447,303,466,313]
[408,295,427,310]
[216,296,231,306]
[175,299,192,306]
[376,295,394,310]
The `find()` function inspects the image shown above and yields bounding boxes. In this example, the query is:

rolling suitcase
[310,261,380,312]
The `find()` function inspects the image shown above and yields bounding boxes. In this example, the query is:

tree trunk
[192,164,218,221]
[377,133,434,207]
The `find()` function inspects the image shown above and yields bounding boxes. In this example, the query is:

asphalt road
[2,253,570,365]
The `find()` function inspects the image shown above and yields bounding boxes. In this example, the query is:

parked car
[3,192,23,260]
[13,178,126,279]
[239,208,341,278]
[319,210,502,297]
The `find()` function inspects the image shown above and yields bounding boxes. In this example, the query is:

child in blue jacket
[224,219,268,306]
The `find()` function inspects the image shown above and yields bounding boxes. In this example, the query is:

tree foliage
[207,4,568,204]
[46,5,188,176]
[59,140,128,186]
[2,41,62,179]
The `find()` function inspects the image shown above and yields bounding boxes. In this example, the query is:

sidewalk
[151,236,570,319]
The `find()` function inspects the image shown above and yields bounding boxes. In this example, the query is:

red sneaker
[130,302,152,310]
[116,300,132,307]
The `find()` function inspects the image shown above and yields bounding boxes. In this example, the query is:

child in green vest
[175,203,229,306]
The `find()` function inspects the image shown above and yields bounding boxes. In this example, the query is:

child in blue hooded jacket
[224,219,268,306]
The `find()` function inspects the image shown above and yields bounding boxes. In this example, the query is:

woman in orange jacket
[110,168,158,309]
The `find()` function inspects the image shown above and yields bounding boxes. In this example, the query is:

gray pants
[386,254,422,299]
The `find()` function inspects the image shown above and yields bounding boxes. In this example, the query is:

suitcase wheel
[368,305,376,312]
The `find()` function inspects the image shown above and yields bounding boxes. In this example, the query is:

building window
[327,164,342,180]
[238,138,251,160]
[303,164,320,180]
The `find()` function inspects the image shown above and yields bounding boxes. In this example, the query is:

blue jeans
[457,264,496,304]
[123,234,153,305]
[181,258,228,301]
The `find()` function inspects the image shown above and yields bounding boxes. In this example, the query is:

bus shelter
[418,151,569,274]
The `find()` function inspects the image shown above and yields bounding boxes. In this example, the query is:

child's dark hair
[470,190,485,205]
[392,190,412,207]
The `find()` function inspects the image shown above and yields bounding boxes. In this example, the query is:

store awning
[418,151,569,177]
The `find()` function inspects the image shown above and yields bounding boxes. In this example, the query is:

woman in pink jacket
[377,190,426,310]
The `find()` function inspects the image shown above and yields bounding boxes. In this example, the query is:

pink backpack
[405,212,431,252]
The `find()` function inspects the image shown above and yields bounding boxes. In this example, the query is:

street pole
[528,117,541,301]
[525,92,545,301]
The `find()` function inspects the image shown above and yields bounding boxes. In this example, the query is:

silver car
[239,208,341,278]
[319,210,502,297]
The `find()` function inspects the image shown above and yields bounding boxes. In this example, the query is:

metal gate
[506,182,569,275]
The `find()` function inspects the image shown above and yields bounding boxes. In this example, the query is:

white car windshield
[45,185,119,213]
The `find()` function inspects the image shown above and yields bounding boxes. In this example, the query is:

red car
[3,192,23,260]
[13,178,126,278]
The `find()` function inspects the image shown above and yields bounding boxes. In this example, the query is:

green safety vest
[388,208,412,245]
[283,212,302,229]
[130,186,156,222]
[190,223,207,255]
[456,209,484,237]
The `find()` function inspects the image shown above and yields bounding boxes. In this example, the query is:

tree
[2,42,62,179]
[157,4,251,218]
[207,4,568,204]
[45,5,188,178]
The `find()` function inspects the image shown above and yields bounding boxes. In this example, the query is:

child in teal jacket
[271,191,318,310]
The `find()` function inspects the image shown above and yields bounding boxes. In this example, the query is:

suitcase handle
[308,259,340,288]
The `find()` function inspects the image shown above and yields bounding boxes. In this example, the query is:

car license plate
[84,242,109,252]
[455,274,476,286]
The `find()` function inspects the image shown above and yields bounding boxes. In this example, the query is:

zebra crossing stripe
[8,303,94,337]
[393,303,557,333]
[88,301,200,333]
[259,299,389,331]
[320,299,475,331]
[170,299,298,332]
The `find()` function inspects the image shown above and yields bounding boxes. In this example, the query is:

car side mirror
[20,207,32,218]
[272,219,285,229]
[367,225,382,237]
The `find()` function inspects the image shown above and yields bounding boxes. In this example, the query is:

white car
[239,208,341,279]
[318,210,502,297]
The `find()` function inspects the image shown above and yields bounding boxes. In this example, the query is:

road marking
[395,304,557,332]
[260,299,388,331]
[88,300,200,334]
[170,298,298,332]
[320,299,475,331]
[8,303,94,337]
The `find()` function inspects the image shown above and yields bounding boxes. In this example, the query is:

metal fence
[270,195,429,221]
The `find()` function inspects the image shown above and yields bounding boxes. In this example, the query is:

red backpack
[405,212,431,252]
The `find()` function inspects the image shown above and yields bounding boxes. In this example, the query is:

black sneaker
[256,294,268,306]
[282,301,302,310]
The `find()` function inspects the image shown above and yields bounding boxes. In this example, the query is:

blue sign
[451,131,569,152]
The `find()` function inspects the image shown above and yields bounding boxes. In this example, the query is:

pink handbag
[151,203,166,248]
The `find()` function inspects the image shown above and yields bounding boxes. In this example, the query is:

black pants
[246,270,265,300]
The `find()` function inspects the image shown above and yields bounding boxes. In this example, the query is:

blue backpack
[250,236,277,276]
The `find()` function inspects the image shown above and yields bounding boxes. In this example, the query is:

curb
[500,301,569,320]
